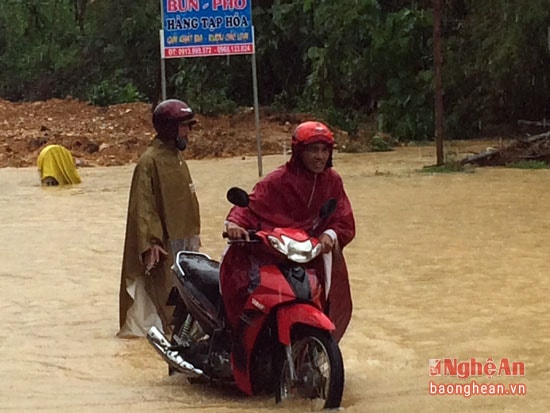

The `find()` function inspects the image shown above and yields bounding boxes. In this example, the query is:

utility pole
[433,0,445,165]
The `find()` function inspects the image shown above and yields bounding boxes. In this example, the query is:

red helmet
[292,121,334,146]
[152,99,197,139]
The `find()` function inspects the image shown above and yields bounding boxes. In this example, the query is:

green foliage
[0,0,81,99]
[0,0,548,142]
[317,107,360,135]
[271,90,294,112]
[299,0,381,112]
[505,160,548,169]
[88,78,146,106]
[370,8,435,141]
[172,58,238,115]
[370,134,396,152]
[82,0,160,101]
[444,0,550,136]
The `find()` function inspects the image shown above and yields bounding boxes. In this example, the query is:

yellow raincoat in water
[118,138,200,338]
[37,144,81,185]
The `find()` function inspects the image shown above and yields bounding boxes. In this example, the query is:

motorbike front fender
[276,304,335,345]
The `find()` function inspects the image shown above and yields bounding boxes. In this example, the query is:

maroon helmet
[152,99,197,140]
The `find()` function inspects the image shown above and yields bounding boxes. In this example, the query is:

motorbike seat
[175,252,221,304]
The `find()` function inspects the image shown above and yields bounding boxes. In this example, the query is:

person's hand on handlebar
[226,221,250,241]
[318,233,335,254]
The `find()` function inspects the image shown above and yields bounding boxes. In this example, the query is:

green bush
[172,58,238,116]
[370,134,396,152]
[88,80,145,107]
[315,107,360,135]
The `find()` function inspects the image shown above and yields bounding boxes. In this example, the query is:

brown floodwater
[1,143,548,412]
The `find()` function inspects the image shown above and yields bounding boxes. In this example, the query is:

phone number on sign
[164,44,254,58]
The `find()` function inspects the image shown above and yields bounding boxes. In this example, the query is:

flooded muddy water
[1,143,548,412]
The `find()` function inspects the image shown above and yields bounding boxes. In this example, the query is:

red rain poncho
[220,148,355,342]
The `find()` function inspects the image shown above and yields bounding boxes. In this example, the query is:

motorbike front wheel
[275,325,344,409]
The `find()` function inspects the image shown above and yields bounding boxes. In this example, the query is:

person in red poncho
[221,120,355,342]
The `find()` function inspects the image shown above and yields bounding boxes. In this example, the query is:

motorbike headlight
[268,235,287,255]
[268,235,322,263]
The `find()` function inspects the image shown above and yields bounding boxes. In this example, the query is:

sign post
[159,0,262,176]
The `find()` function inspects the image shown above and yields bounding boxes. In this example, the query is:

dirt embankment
[0,98,309,168]
[7,97,546,170]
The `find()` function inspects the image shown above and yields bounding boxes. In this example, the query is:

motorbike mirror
[227,187,250,207]
[320,198,337,220]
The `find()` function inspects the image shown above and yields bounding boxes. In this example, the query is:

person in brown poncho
[117,99,201,338]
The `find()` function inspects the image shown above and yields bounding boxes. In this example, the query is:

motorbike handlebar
[222,229,260,243]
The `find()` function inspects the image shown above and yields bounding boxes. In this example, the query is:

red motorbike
[147,187,344,408]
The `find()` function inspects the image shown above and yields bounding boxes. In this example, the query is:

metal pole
[251,27,262,177]
[161,53,167,100]
[433,0,444,165]
[159,0,167,100]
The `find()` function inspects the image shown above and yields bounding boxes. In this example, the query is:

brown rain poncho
[118,139,200,338]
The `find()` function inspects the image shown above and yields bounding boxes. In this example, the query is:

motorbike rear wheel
[275,326,344,409]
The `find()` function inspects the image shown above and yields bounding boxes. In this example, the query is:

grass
[420,161,475,174]
[504,160,548,169]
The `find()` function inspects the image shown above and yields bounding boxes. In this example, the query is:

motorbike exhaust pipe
[147,326,204,378]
